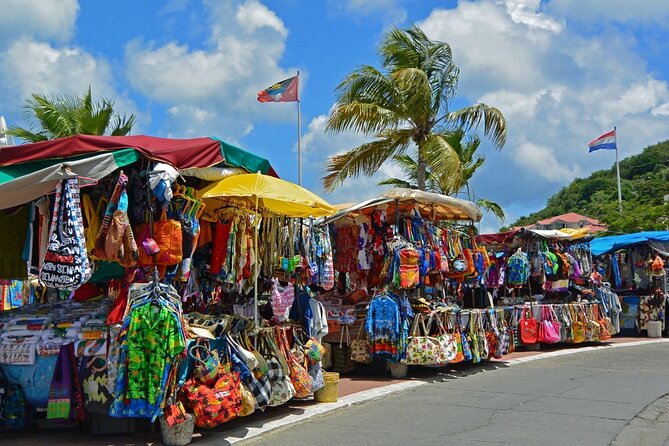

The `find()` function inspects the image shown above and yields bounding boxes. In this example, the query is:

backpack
[0,368,27,430]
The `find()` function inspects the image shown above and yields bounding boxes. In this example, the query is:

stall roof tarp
[0,150,140,210]
[0,134,277,176]
[477,227,592,246]
[590,231,669,256]
[476,229,520,245]
[0,134,278,209]
[324,188,482,224]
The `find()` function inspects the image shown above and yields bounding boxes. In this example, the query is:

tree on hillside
[508,140,669,233]
[323,25,506,192]
[8,86,135,142]
[379,129,506,221]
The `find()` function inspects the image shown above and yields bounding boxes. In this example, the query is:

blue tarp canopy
[590,231,669,256]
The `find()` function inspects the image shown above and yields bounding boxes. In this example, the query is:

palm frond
[322,129,414,192]
[392,67,433,124]
[110,114,136,136]
[420,133,462,193]
[378,177,416,189]
[6,126,48,142]
[476,198,506,222]
[326,102,398,135]
[447,104,507,149]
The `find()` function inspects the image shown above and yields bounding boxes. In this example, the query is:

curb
[225,381,427,445]
[499,338,669,366]
[224,338,669,445]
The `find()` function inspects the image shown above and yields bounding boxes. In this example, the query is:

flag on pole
[588,129,616,152]
[257,75,299,103]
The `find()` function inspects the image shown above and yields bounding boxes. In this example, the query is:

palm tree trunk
[417,145,427,191]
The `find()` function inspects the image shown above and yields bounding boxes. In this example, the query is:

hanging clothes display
[110,282,185,419]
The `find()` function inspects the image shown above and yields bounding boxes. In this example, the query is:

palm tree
[8,86,135,142]
[323,25,506,192]
[379,129,506,222]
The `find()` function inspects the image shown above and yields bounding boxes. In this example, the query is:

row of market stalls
[0,134,517,442]
[0,133,662,442]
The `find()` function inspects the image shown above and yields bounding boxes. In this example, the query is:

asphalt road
[241,343,669,446]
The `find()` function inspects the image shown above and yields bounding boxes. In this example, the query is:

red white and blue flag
[588,129,616,152]
[257,75,299,103]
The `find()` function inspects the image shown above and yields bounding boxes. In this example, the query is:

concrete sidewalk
[5,336,668,445]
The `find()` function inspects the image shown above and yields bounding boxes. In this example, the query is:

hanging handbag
[570,306,586,344]
[431,314,458,363]
[189,344,220,386]
[495,323,510,358]
[137,209,183,266]
[180,362,242,428]
[458,314,473,362]
[350,324,372,364]
[40,178,91,289]
[228,335,259,371]
[278,327,312,398]
[538,306,561,344]
[104,189,139,267]
[519,307,539,344]
[262,334,296,407]
[270,279,294,322]
[405,315,443,366]
[585,305,601,342]
[238,381,256,417]
[596,305,612,341]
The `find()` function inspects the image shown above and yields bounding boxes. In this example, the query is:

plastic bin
[314,372,339,403]
[160,413,195,446]
[388,362,408,379]
[647,321,663,338]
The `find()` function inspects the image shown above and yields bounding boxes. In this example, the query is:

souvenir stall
[314,188,516,375]
[0,134,342,441]
[590,231,669,336]
[475,228,620,348]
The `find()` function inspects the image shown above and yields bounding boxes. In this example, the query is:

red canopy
[0,134,278,176]
[476,229,520,245]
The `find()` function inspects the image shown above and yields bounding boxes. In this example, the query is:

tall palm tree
[8,86,135,142]
[323,25,506,192]
[379,129,506,222]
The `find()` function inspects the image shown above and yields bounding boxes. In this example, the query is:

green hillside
[509,140,669,233]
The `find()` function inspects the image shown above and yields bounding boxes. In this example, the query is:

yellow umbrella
[198,172,336,327]
[198,172,336,218]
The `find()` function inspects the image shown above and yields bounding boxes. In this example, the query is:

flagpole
[614,126,622,214]
[297,71,302,186]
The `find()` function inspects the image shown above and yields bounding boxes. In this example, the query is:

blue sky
[2,0,669,232]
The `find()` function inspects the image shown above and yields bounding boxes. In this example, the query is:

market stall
[0,134,342,439]
[590,231,669,336]
[314,188,521,376]
[474,227,620,348]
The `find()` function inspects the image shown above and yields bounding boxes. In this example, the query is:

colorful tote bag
[40,178,91,290]
[405,315,443,366]
[519,308,539,344]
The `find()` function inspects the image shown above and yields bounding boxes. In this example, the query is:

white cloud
[0,38,144,134]
[515,141,577,182]
[0,0,79,46]
[504,0,562,33]
[236,0,287,38]
[545,0,669,26]
[125,0,297,139]
[417,0,669,226]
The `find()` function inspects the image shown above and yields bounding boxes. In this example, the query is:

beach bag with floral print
[405,315,443,366]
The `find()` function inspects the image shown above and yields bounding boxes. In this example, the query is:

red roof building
[524,212,608,232]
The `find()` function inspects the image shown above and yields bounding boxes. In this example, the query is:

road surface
[240,343,669,446]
